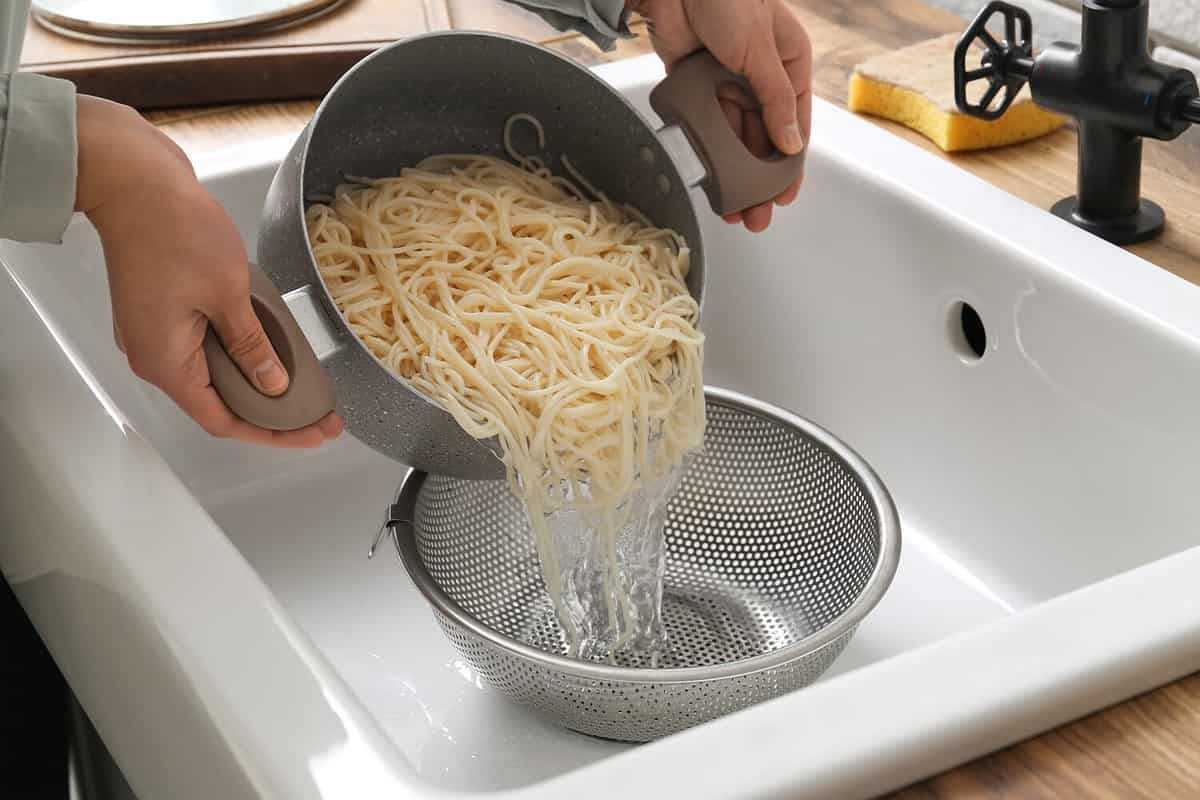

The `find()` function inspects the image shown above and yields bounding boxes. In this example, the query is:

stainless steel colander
[371,386,901,742]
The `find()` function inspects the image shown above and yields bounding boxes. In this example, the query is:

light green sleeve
[1,0,31,73]
[506,0,635,51]
[0,72,77,243]
[0,0,78,244]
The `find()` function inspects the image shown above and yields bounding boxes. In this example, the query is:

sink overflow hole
[950,301,987,361]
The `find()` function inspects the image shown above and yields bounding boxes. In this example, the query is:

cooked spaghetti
[306,116,704,653]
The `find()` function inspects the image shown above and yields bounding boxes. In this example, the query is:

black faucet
[953,0,1200,245]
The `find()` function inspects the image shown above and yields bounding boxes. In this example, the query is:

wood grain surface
[27,0,1200,796]
[18,0,450,108]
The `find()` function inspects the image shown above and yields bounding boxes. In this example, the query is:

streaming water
[532,459,689,663]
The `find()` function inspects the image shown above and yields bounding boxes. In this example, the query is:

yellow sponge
[848,34,1066,152]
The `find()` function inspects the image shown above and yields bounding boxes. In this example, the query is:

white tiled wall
[1144,0,1200,42]
[928,0,1200,59]
[931,0,1082,46]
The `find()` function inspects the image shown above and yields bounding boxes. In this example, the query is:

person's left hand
[77,96,344,448]
[627,0,812,233]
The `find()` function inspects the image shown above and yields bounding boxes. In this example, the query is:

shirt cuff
[0,73,78,244]
[513,0,636,52]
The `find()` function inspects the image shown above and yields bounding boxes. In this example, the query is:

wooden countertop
[73,0,1200,795]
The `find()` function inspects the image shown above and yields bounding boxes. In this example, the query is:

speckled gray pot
[209,31,804,479]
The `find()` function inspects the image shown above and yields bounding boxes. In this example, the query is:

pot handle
[203,263,337,431]
[649,50,806,216]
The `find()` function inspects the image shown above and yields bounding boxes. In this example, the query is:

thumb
[743,37,805,156]
[209,298,290,397]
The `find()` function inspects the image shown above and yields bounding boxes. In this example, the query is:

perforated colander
[372,386,901,742]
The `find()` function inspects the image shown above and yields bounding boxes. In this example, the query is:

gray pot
[204,31,804,479]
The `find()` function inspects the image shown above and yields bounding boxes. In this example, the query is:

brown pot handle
[649,50,806,216]
[202,263,337,431]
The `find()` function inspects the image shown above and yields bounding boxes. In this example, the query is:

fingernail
[255,359,288,394]
[783,123,805,155]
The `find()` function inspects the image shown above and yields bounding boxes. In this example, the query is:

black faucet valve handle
[954,1,1035,121]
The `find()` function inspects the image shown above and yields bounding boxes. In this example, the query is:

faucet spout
[953,0,1198,245]
[1180,96,1200,125]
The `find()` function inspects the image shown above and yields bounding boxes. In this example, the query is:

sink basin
[4,54,1200,800]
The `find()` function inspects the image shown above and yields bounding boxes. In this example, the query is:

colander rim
[389,385,902,684]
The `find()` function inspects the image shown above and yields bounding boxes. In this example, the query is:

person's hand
[628,0,812,232]
[75,96,343,448]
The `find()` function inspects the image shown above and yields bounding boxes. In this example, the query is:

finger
[744,106,772,160]
[209,294,290,397]
[144,320,339,448]
[642,2,702,69]
[718,96,745,227]
[716,94,752,226]
[719,95,744,142]
[716,81,754,112]
[775,177,802,207]
[743,202,774,233]
[774,2,814,144]
[168,378,326,448]
[317,411,345,439]
[785,57,813,148]
[113,319,125,353]
[733,110,774,227]
[266,426,330,448]
[742,110,774,227]
[743,27,804,155]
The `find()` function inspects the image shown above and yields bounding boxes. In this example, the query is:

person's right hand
[628,0,812,233]
[75,96,343,448]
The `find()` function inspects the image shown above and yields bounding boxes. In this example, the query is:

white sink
[4,55,1200,800]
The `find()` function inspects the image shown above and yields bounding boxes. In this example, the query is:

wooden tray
[17,0,452,110]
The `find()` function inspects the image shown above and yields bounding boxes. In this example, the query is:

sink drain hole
[949,301,987,361]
